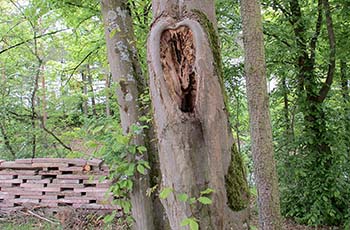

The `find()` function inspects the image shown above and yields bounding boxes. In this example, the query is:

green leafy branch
[159,187,215,230]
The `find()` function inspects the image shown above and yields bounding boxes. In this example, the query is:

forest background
[0,0,349,228]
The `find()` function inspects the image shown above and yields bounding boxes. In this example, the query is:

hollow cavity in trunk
[160,26,198,113]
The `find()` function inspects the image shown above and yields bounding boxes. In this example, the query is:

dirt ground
[0,206,342,230]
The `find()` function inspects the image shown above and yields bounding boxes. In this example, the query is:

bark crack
[160,26,197,113]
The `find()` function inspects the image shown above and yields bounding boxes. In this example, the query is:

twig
[63,46,100,87]
[317,0,336,102]
[42,126,72,151]
[25,210,59,225]
[0,29,69,55]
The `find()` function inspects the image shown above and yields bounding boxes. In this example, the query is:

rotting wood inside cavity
[160,26,197,113]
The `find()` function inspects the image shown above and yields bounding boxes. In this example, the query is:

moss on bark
[189,9,250,211]
[225,145,250,211]
[188,9,228,109]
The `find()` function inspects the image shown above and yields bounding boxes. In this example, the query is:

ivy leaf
[189,197,197,204]
[139,116,149,122]
[109,28,119,38]
[137,145,147,153]
[103,211,116,223]
[181,218,199,230]
[200,188,215,195]
[198,196,212,205]
[143,161,151,169]
[178,193,188,202]
[180,217,191,226]
[128,145,137,154]
[137,164,146,175]
[116,135,129,145]
[159,187,173,199]
[189,220,199,230]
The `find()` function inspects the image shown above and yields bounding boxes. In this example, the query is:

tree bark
[148,1,250,229]
[281,76,293,141]
[81,71,88,116]
[41,64,47,127]
[240,0,282,229]
[101,1,156,229]
[0,122,16,159]
[105,71,111,117]
[287,0,335,159]
[341,60,350,156]
[31,58,42,159]
[87,64,97,117]
[341,60,349,102]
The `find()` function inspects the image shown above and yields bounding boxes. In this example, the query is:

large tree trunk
[148,1,250,229]
[101,1,155,229]
[240,0,282,229]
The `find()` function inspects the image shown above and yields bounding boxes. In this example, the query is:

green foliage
[159,187,173,200]
[262,0,350,226]
[178,193,189,202]
[0,222,60,230]
[181,217,199,230]
[159,187,214,228]
[197,197,212,205]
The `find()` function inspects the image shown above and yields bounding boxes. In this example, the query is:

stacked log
[0,158,119,213]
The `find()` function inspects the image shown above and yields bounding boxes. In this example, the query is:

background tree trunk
[41,64,47,127]
[240,0,282,229]
[87,64,97,117]
[81,71,88,116]
[0,122,16,159]
[101,1,156,229]
[340,60,350,157]
[105,71,111,117]
[148,1,250,229]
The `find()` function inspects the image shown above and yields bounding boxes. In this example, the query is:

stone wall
[0,158,118,213]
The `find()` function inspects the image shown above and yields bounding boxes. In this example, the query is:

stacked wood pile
[0,158,118,213]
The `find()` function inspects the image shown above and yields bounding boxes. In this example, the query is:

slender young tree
[240,0,282,229]
[148,0,250,229]
[81,71,88,116]
[87,65,97,117]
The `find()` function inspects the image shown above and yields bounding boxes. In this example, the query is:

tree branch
[271,0,293,23]
[0,29,68,55]
[310,0,323,68]
[63,46,100,87]
[63,1,99,13]
[264,30,292,47]
[41,126,72,151]
[6,111,72,152]
[0,122,16,159]
[318,0,336,102]
[30,56,42,158]
[340,60,349,102]
[0,20,24,43]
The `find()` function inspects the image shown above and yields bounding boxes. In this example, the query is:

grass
[0,221,61,230]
